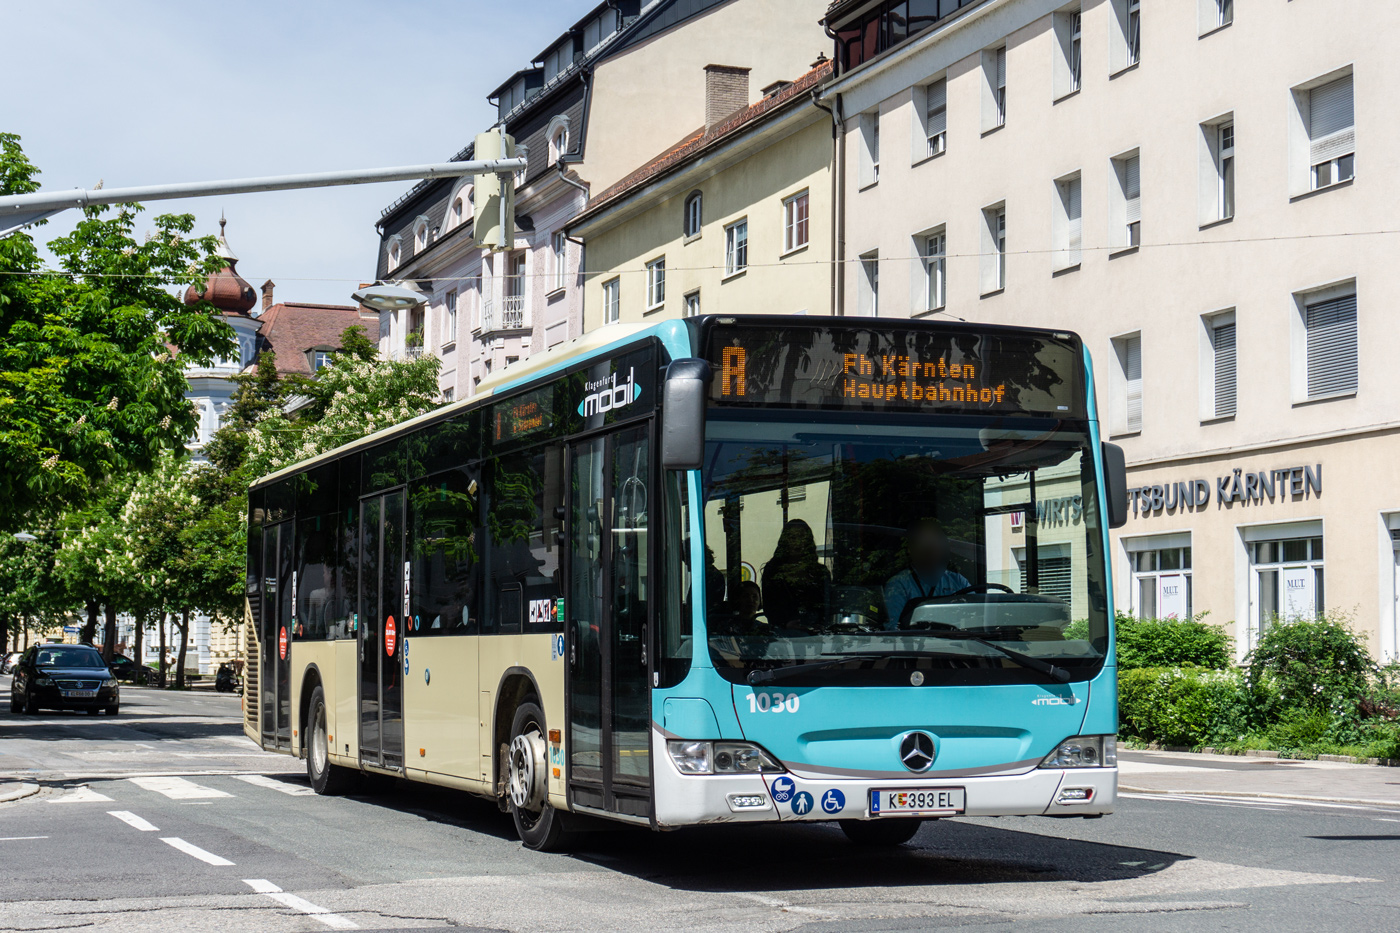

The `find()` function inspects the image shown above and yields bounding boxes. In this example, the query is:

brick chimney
[260,279,275,313]
[704,65,750,133]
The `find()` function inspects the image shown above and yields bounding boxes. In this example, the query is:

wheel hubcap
[311,704,327,776]
[507,728,547,813]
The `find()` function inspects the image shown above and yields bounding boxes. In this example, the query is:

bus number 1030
[748,692,800,714]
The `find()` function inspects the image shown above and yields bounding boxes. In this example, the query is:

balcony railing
[480,295,527,333]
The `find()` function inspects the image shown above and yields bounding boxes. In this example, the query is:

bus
[243,315,1128,850]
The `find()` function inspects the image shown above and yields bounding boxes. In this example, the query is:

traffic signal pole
[0,157,529,238]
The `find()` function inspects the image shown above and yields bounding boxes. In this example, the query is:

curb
[1131,744,1400,768]
[1121,784,1400,809]
[0,782,41,804]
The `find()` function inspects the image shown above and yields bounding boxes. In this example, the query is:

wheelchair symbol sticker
[821,788,846,814]
[770,776,795,803]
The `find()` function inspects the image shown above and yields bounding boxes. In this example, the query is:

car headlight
[666,740,785,775]
[34,674,52,686]
[1039,735,1116,769]
[103,678,118,688]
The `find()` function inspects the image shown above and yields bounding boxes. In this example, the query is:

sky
[4,0,596,305]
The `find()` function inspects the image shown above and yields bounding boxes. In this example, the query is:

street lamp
[352,283,431,312]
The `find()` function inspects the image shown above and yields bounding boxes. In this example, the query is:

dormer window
[451,198,464,226]
[546,115,572,165]
[387,235,402,270]
[413,215,430,253]
[310,348,335,372]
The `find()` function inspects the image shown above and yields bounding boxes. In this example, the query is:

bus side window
[410,467,482,636]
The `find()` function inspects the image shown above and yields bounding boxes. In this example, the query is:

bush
[1246,612,1374,715]
[1115,612,1231,670]
[1117,666,1271,747]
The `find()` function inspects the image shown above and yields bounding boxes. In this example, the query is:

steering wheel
[949,583,1016,597]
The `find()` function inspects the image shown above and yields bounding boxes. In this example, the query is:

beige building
[569,60,835,330]
[819,0,1400,660]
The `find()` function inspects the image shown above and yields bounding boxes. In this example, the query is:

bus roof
[250,321,662,489]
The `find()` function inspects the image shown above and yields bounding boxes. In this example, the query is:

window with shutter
[1213,319,1237,417]
[926,78,947,155]
[995,47,1007,125]
[1124,154,1141,244]
[1309,74,1354,188]
[1305,293,1358,397]
[1124,334,1143,431]
[1022,556,1073,602]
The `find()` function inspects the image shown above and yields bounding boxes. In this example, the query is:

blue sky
[6,0,594,305]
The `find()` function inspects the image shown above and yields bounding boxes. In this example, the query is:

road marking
[160,837,234,866]
[1122,792,1400,814]
[130,776,233,799]
[48,785,112,804]
[234,774,315,796]
[243,879,358,929]
[107,810,159,831]
[0,836,48,841]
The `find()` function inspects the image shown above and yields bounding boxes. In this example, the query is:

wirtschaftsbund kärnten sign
[1129,464,1321,518]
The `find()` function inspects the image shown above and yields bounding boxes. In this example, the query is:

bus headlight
[667,740,785,775]
[1039,735,1116,769]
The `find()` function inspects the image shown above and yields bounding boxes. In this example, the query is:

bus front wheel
[507,700,571,851]
[307,685,358,795]
[839,818,924,846]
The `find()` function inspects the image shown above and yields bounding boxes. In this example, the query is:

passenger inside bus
[761,519,831,630]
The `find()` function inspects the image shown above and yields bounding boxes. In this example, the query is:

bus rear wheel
[307,685,358,795]
[839,818,925,846]
[507,700,571,851]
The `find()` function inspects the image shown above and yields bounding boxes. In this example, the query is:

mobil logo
[578,367,641,417]
[278,626,288,661]
[385,615,397,656]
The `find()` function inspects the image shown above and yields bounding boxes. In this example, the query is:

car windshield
[700,412,1109,686]
[35,648,105,668]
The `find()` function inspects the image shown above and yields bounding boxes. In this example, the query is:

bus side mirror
[1102,441,1128,529]
[660,358,712,471]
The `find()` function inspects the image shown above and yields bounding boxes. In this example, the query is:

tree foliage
[0,133,235,531]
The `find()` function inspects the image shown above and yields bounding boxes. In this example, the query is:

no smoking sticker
[385,616,397,656]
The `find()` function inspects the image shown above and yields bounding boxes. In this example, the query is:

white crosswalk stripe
[233,774,316,796]
[107,810,159,831]
[129,776,233,799]
[161,837,234,866]
[243,880,357,929]
[48,785,112,804]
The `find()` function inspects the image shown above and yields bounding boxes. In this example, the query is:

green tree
[0,133,235,532]
[0,532,63,651]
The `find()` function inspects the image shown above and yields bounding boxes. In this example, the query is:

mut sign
[1131,463,1321,517]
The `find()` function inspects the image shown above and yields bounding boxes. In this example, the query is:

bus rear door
[359,488,406,772]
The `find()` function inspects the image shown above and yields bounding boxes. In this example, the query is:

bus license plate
[62,689,97,698]
[870,787,965,816]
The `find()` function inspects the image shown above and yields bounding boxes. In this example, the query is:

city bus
[243,315,1128,850]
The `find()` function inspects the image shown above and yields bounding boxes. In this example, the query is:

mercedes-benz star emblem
[899,731,936,772]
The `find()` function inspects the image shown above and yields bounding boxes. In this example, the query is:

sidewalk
[0,781,40,803]
[1119,749,1400,808]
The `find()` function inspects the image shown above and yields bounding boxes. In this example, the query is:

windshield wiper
[746,654,885,685]
[892,635,1072,683]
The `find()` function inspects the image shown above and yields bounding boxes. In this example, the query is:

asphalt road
[2,677,1398,933]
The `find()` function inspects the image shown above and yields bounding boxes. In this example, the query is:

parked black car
[9,644,120,715]
[104,653,139,681]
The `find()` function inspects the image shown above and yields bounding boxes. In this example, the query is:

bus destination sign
[493,386,552,443]
[707,324,1081,417]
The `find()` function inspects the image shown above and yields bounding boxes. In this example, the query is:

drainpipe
[831,93,847,317]
[812,88,841,317]
[555,71,592,340]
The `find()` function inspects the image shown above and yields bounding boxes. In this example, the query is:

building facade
[569,61,834,328]
[819,0,1400,660]
[370,0,829,400]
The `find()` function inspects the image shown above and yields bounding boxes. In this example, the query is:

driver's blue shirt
[884,567,972,630]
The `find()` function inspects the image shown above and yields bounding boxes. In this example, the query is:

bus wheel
[839,819,924,846]
[307,685,358,795]
[507,701,570,851]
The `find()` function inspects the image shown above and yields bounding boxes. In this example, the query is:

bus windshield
[700,411,1109,686]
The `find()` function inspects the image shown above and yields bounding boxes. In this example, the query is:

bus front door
[260,520,293,751]
[358,488,406,772]
[567,426,653,820]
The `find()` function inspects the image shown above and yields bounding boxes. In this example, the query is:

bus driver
[883,519,970,628]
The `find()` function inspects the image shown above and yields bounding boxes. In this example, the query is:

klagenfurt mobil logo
[578,367,641,417]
